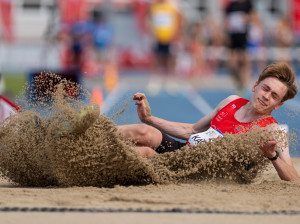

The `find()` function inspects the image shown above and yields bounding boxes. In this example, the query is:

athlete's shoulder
[216,95,241,111]
[226,95,241,102]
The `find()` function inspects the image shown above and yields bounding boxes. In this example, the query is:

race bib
[187,127,223,147]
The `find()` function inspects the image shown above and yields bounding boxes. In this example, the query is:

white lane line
[101,84,127,114]
[181,85,213,115]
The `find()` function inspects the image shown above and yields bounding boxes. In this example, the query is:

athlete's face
[251,77,287,114]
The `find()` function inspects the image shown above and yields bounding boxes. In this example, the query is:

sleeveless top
[0,94,21,122]
[210,98,277,134]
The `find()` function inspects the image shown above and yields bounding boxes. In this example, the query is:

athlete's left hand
[133,92,151,123]
[260,137,277,158]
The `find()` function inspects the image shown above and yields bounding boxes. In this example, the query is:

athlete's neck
[235,102,271,123]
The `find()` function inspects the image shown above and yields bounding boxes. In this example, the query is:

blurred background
[1,0,300,94]
[0,0,300,155]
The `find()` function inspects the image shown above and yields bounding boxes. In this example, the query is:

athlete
[118,62,299,182]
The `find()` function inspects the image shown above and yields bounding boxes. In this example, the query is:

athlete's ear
[252,81,259,92]
[274,101,284,110]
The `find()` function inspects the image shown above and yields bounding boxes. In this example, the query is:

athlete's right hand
[133,92,151,123]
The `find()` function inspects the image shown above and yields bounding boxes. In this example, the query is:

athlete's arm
[133,92,194,140]
[133,93,239,141]
[260,124,299,182]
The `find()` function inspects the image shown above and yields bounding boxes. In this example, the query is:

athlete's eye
[272,93,278,100]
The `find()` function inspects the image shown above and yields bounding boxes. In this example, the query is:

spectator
[187,21,206,77]
[224,0,253,96]
[273,15,295,63]
[205,16,225,75]
[247,11,266,77]
[146,0,182,96]
[91,11,114,69]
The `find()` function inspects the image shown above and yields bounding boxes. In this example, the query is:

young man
[118,62,299,182]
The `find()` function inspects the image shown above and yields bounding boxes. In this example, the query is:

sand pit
[0,73,299,223]
[0,161,300,211]
[0,161,300,223]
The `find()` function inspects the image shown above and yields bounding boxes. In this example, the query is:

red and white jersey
[0,95,20,122]
[210,98,277,134]
[187,98,277,147]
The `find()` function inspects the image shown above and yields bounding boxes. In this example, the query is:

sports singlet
[210,98,277,134]
[150,2,179,44]
[187,98,277,146]
[0,95,21,122]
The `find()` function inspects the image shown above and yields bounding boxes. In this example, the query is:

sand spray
[0,73,296,187]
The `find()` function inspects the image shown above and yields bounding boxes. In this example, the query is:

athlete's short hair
[258,62,298,102]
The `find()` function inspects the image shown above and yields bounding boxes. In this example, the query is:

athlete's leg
[117,124,163,149]
[135,146,157,158]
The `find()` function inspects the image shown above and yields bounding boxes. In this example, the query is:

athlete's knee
[118,124,161,148]
[136,146,157,158]
[117,124,149,139]
[136,124,152,137]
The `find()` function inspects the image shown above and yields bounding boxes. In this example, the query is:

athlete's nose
[263,92,271,101]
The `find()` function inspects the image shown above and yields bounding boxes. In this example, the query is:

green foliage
[2,73,26,97]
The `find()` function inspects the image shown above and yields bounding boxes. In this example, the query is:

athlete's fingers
[261,139,278,158]
[260,139,277,155]
[267,140,277,145]
[133,92,151,116]
[133,93,145,100]
[262,139,276,146]
[135,101,144,106]
[135,98,151,117]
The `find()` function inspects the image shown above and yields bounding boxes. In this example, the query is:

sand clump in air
[0,73,290,187]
